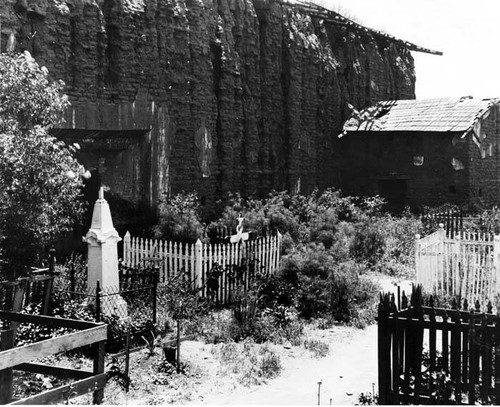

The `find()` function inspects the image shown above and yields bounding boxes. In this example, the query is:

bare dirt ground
[72,276,412,405]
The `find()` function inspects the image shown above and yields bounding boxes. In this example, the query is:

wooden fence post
[377,295,393,404]
[123,231,131,265]
[493,235,500,293]
[495,320,500,403]
[95,280,101,323]
[194,239,203,294]
[152,270,158,324]
[93,340,105,404]
[415,234,421,284]
[0,328,15,404]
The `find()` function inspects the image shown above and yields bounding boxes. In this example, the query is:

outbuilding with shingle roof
[338,97,500,210]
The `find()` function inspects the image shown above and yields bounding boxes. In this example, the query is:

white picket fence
[416,224,500,305]
[123,231,282,291]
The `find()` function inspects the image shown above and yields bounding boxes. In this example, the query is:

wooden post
[125,325,130,393]
[377,298,391,405]
[70,263,76,300]
[42,277,53,315]
[95,280,101,323]
[176,320,181,374]
[194,239,203,293]
[494,235,500,293]
[276,231,282,272]
[152,269,158,324]
[93,340,105,404]
[415,234,421,285]
[123,232,131,265]
[494,320,500,403]
[0,328,15,404]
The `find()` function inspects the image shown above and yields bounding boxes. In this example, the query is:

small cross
[230,217,249,244]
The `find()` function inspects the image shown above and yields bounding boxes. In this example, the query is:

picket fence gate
[123,232,282,288]
[415,224,500,305]
[378,286,500,405]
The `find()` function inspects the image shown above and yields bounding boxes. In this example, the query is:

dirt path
[194,278,413,405]
[198,325,378,405]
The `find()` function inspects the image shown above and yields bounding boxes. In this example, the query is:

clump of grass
[213,339,282,386]
[303,339,329,358]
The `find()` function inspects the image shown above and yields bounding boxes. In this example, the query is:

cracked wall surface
[0,0,416,211]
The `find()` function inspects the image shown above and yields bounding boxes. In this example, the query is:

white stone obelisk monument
[84,187,128,318]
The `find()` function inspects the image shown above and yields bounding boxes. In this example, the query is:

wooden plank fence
[0,312,107,405]
[122,232,282,287]
[416,224,500,306]
[378,286,500,405]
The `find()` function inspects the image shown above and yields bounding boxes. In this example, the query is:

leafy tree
[158,271,209,372]
[0,51,84,278]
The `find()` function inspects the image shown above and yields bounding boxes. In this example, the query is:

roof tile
[343,97,499,134]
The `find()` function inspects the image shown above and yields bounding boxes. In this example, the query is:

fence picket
[122,233,281,304]
[417,230,499,306]
[481,319,493,403]
[469,315,478,404]
[495,321,500,403]
[450,311,461,400]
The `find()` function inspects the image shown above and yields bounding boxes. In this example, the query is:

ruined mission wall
[0,0,416,212]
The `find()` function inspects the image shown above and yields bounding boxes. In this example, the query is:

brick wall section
[0,0,416,212]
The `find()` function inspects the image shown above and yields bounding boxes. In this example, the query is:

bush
[349,224,386,267]
[211,191,305,241]
[152,192,205,243]
[303,339,330,358]
[214,339,282,386]
[280,247,379,325]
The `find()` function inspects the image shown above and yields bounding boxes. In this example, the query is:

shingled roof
[342,97,500,137]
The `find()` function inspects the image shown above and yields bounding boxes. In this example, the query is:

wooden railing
[0,312,107,404]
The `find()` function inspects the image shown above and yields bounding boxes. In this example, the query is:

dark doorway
[378,179,407,211]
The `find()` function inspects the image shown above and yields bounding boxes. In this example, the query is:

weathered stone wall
[0,0,416,212]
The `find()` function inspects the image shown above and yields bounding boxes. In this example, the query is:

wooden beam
[0,326,107,370]
[13,363,93,380]
[9,373,107,405]
[0,311,101,330]
[0,329,15,404]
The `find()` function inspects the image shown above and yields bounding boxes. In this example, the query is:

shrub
[376,209,421,267]
[152,192,205,243]
[349,224,386,267]
[211,191,304,241]
[214,339,282,386]
[303,339,330,358]
[230,288,261,341]
[357,392,379,405]
[280,247,380,325]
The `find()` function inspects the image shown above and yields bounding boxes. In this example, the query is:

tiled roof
[342,97,499,134]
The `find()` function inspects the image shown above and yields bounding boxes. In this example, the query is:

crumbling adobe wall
[337,131,472,209]
[0,0,416,212]
[467,105,500,209]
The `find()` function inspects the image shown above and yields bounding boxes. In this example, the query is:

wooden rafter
[280,0,443,56]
